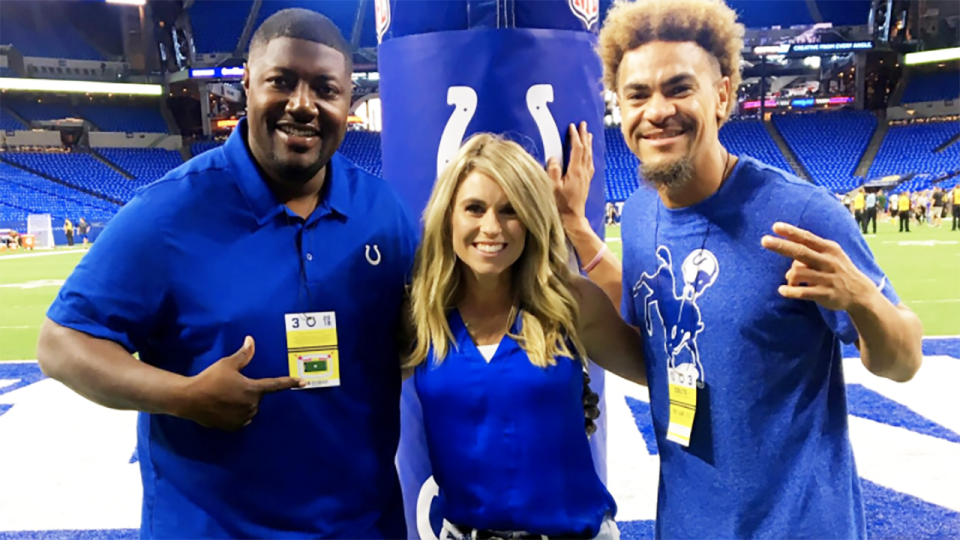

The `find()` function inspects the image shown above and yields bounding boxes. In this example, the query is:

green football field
[0,220,957,361]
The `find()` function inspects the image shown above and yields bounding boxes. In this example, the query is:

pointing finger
[253,376,302,394]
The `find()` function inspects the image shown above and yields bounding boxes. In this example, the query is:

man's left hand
[761,222,875,312]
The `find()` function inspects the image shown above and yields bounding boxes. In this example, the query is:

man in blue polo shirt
[37,9,414,539]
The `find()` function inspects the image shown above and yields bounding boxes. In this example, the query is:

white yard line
[0,250,86,261]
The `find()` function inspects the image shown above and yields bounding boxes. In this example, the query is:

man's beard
[269,148,326,186]
[640,155,694,191]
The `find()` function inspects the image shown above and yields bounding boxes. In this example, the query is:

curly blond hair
[598,0,745,122]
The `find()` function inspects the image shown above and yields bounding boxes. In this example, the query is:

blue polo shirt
[47,119,418,539]
[620,156,899,540]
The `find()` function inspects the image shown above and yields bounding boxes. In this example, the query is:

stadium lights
[0,78,162,96]
[904,47,960,66]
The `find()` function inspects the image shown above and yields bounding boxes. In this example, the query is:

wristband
[582,244,607,273]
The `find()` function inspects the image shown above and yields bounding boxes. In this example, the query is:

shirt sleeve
[797,190,901,344]
[395,197,421,287]
[46,192,171,353]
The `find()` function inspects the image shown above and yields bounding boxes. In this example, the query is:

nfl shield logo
[375,0,391,43]
[568,0,599,30]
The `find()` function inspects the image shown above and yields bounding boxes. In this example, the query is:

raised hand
[178,336,302,431]
[548,121,595,226]
[761,222,875,312]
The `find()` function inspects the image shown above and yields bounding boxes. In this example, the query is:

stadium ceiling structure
[246,0,877,70]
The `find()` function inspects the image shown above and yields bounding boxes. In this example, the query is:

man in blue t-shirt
[554,0,924,538]
[36,9,417,539]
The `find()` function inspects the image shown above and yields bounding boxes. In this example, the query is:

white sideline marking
[0,250,86,261]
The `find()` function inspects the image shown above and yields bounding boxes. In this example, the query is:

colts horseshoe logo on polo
[365,244,381,266]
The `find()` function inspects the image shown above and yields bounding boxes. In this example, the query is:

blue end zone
[862,480,960,540]
[0,532,138,540]
[0,363,45,398]
[625,396,658,455]
[842,337,960,360]
[847,384,960,443]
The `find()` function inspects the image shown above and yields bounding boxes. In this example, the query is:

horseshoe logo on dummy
[435,84,564,176]
[437,86,479,177]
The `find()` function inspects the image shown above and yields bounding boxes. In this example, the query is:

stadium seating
[603,120,796,202]
[902,70,960,104]
[604,128,640,202]
[0,162,118,222]
[189,0,253,54]
[0,4,104,61]
[773,110,876,193]
[189,132,383,177]
[0,67,15,77]
[0,108,27,131]
[868,122,960,181]
[3,152,141,203]
[719,119,794,175]
[339,131,382,177]
[97,149,184,185]
[76,104,168,133]
[4,100,77,123]
[191,141,223,157]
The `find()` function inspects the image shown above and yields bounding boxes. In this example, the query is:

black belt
[452,524,594,540]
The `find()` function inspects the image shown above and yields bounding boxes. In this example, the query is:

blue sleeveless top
[414,309,616,537]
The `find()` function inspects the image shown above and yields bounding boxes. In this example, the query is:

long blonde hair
[406,133,586,369]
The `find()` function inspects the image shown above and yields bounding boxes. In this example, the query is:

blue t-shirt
[620,156,899,540]
[47,119,418,539]
[414,310,616,537]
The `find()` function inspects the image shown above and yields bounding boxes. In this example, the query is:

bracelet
[582,244,608,273]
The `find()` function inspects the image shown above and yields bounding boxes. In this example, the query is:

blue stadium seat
[98,149,184,184]
[340,131,382,177]
[0,108,27,131]
[189,0,254,54]
[719,119,794,175]
[3,152,142,203]
[868,122,960,181]
[188,133,382,177]
[774,111,876,193]
[5,100,77,123]
[76,104,168,133]
[191,141,223,157]
[902,71,960,104]
[602,119,794,202]
[603,127,640,203]
[0,162,118,222]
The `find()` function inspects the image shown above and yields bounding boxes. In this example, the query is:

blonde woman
[405,131,646,540]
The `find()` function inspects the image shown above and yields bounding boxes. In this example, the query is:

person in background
[877,189,887,223]
[951,184,960,231]
[863,189,877,234]
[77,217,91,247]
[63,218,74,247]
[931,187,943,228]
[853,187,865,228]
[898,189,911,232]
